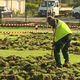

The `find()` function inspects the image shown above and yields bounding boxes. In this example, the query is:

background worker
[47,16,72,68]
[35,24,38,32]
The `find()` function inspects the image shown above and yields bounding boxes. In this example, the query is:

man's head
[47,16,57,28]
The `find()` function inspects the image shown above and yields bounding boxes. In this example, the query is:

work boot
[56,64,63,68]
[63,62,72,68]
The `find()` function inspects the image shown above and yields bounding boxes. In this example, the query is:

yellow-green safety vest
[54,19,72,42]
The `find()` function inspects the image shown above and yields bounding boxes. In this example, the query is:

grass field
[0,49,80,64]
[0,26,79,33]
[0,50,50,57]
[0,27,52,39]
[0,26,79,39]
[0,26,80,80]
[0,27,50,32]
[0,26,80,64]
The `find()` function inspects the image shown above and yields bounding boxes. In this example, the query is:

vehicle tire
[10,14,12,18]
[74,13,80,19]
[52,12,55,17]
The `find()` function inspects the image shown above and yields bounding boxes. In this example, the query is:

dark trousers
[54,34,72,67]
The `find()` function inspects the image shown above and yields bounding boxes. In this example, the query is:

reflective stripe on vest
[54,20,72,42]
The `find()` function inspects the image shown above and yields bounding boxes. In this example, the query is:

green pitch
[0,26,79,64]
[0,49,80,64]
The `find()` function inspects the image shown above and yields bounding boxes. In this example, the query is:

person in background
[35,24,38,31]
[47,16,72,68]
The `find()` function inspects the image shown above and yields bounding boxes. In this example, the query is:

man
[47,16,72,68]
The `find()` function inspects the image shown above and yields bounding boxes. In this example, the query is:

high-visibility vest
[54,19,72,42]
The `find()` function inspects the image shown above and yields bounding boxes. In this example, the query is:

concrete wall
[0,0,25,14]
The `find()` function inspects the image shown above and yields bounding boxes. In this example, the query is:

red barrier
[0,23,80,29]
